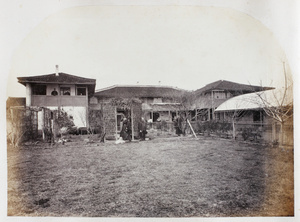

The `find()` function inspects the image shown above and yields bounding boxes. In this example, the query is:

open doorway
[153,112,160,122]
[116,111,125,133]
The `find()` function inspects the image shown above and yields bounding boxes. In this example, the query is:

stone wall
[102,102,117,140]
[131,102,143,137]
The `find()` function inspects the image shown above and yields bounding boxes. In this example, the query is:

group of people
[120,117,148,141]
[120,115,184,141]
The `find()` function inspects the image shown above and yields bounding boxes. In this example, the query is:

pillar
[26,83,32,106]
[208,108,210,121]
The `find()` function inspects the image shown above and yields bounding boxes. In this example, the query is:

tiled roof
[194,80,273,95]
[6,97,26,108]
[17,73,96,85]
[191,98,228,110]
[95,85,187,98]
[142,103,182,111]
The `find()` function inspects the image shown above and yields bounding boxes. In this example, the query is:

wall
[102,103,116,139]
[7,107,39,145]
[32,95,87,107]
[39,106,87,127]
[131,102,143,137]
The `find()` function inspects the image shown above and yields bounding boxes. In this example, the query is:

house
[214,89,293,145]
[92,85,187,122]
[192,80,273,121]
[88,85,187,139]
[17,66,96,127]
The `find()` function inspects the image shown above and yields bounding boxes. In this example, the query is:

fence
[148,120,293,146]
[189,120,293,146]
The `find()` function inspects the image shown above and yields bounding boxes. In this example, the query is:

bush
[195,121,232,135]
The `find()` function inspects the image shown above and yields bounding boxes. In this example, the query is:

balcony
[32,95,87,107]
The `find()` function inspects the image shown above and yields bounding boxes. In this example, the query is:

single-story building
[215,89,293,145]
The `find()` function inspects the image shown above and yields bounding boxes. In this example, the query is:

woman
[120,117,132,141]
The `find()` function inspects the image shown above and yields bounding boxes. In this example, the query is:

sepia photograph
[1,0,298,221]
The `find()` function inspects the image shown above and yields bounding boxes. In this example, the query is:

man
[138,117,147,140]
[173,116,182,136]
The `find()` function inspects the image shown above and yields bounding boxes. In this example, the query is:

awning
[215,89,293,112]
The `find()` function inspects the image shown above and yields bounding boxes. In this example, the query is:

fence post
[41,108,45,141]
[232,121,236,140]
[272,122,276,143]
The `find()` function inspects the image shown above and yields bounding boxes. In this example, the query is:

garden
[7,135,293,217]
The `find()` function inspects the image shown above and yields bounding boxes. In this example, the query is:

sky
[1,0,299,98]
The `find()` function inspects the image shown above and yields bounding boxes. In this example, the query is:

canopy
[215,89,293,112]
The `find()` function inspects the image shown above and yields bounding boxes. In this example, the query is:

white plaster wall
[44,106,87,127]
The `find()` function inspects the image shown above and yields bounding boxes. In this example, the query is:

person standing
[120,117,132,141]
[173,116,181,136]
[138,117,147,140]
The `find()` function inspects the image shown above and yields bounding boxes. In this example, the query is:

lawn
[7,135,294,217]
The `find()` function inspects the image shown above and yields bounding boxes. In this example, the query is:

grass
[7,135,294,217]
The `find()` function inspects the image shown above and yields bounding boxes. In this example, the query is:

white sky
[1,0,299,98]
[1,1,300,222]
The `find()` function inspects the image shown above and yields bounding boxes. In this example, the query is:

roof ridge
[95,84,187,92]
[18,72,96,81]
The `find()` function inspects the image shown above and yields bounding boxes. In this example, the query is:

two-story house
[89,85,186,136]
[17,67,96,127]
[192,80,273,121]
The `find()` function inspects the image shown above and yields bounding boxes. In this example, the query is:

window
[60,87,70,96]
[32,85,46,95]
[253,110,262,122]
[213,91,226,99]
[77,87,86,96]
[153,98,162,103]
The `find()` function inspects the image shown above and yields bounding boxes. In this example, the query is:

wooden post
[86,87,89,129]
[187,119,197,138]
[42,108,45,141]
[232,120,236,140]
[272,121,276,143]
[208,108,210,121]
[115,107,118,139]
[131,106,134,141]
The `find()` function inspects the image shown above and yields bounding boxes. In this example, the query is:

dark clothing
[173,116,182,136]
[120,119,132,141]
[138,119,147,140]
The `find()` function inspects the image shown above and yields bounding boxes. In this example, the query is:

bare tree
[88,108,103,134]
[173,91,195,135]
[255,62,293,145]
